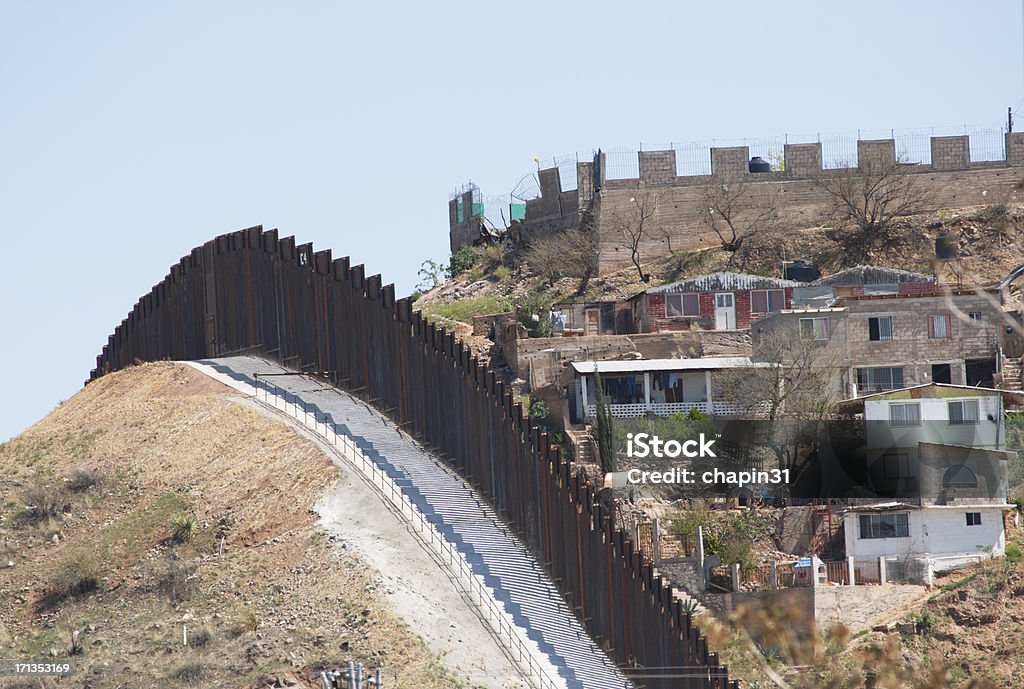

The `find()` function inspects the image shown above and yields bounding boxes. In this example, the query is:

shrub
[230,608,260,637]
[171,513,198,543]
[38,556,100,611]
[449,244,481,276]
[159,558,198,604]
[515,292,554,338]
[172,661,211,683]
[916,608,937,633]
[18,479,69,524]
[65,468,103,494]
[528,399,550,422]
[1006,542,1023,564]
[187,626,212,648]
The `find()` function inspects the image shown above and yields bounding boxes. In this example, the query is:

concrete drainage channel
[188,357,633,689]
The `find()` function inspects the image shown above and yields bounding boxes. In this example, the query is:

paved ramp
[203,356,631,689]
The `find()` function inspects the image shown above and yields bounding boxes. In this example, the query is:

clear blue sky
[1,1,1022,441]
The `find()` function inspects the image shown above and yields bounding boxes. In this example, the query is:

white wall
[844,507,1006,561]
[864,395,1002,450]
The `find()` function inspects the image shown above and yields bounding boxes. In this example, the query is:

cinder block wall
[455,132,1024,271]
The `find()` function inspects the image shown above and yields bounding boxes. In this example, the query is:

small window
[868,316,893,341]
[948,400,980,425]
[751,289,786,314]
[889,402,920,427]
[966,512,982,526]
[799,317,830,341]
[859,513,910,539]
[666,293,700,317]
[969,312,983,322]
[928,314,951,339]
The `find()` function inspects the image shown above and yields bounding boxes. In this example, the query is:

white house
[571,357,773,419]
[838,384,1019,581]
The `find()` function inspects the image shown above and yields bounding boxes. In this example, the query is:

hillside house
[570,357,773,421]
[837,384,1019,580]
[630,272,799,333]
[790,265,934,309]
[753,285,1004,397]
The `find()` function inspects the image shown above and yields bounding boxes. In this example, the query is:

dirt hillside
[0,363,468,689]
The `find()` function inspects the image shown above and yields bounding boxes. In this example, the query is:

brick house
[753,286,1004,397]
[631,272,799,333]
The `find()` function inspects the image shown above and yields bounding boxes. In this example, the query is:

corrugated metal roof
[645,272,799,294]
[571,357,773,374]
[813,265,933,286]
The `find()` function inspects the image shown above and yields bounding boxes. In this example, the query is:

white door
[714,293,735,330]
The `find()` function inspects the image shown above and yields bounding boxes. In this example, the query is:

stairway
[564,427,596,466]
[210,357,632,689]
[1001,356,1023,391]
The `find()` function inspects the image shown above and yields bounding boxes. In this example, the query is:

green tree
[593,368,617,473]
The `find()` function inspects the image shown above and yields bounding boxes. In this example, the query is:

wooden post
[769,561,778,590]
[652,517,662,565]
[730,563,741,592]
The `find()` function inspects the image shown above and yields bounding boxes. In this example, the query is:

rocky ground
[0,363,516,689]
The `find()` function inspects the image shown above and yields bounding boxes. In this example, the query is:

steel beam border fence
[186,361,563,689]
[91,226,737,689]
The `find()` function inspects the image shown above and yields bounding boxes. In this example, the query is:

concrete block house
[631,272,799,333]
[837,384,1021,580]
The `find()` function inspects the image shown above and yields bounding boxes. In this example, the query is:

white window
[948,400,980,425]
[929,314,951,339]
[859,513,910,539]
[665,293,700,317]
[966,512,982,526]
[751,289,786,314]
[857,367,904,393]
[868,316,893,341]
[889,402,920,427]
[799,317,830,340]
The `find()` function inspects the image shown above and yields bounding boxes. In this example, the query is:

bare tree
[699,173,783,265]
[717,325,844,472]
[817,155,932,260]
[523,227,598,294]
[605,192,657,282]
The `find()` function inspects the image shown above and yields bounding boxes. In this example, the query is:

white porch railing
[585,400,765,418]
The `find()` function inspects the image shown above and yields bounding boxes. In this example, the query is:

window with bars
[858,512,910,539]
[868,316,893,341]
[799,317,830,340]
[928,314,951,339]
[665,293,700,317]
[889,402,921,427]
[750,289,786,314]
[948,399,980,424]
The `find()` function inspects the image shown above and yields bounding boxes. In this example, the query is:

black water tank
[749,156,771,173]
[785,260,820,282]
[935,233,957,260]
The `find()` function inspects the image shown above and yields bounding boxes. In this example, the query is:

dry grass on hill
[0,362,460,689]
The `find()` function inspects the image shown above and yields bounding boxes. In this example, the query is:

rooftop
[571,356,772,374]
